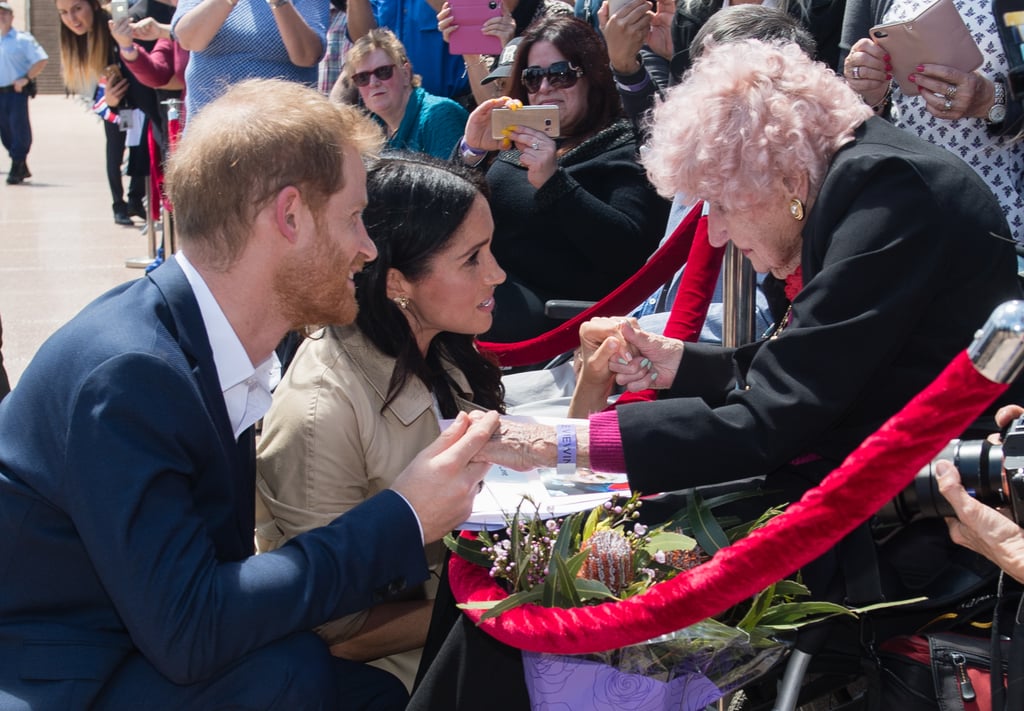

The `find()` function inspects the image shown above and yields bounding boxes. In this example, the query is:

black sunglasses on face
[521,61,583,94]
[351,64,397,87]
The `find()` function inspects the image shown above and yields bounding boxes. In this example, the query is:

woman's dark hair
[506,15,621,143]
[355,153,505,417]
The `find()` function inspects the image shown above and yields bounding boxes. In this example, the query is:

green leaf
[771,579,810,600]
[736,584,778,631]
[479,589,544,621]
[574,577,616,601]
[687,489,729,555]
[551,553,583,608]
[754,601,856,628]
[581,505,601,543]
[443,532,493,569]
[642,531,697,555]
[553,511,584,565]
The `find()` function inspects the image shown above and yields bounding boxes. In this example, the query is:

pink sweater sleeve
[588,410,626,473]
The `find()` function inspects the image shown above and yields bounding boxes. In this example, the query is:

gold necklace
[770,304,794,339]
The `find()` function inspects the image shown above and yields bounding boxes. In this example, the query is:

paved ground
[1,94,156,387]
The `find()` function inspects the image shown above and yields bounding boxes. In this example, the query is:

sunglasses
[521,61,583,94]
[351,64,397,87]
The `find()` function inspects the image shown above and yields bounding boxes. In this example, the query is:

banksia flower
[579,529,634,595]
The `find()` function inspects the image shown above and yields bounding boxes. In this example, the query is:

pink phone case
[448,0,504,56]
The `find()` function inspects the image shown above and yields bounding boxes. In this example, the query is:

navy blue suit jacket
[0,258,428,709]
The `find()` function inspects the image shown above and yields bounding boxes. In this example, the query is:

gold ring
[945,83,957,99]
[942,97,953,112]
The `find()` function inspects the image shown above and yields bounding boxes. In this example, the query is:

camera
[876,416,1024,529]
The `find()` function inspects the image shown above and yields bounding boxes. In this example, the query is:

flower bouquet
[446,491,895,711]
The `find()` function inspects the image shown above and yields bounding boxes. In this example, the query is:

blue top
[380,86,467,159]
[173,0,328,118]
[371,0,468,99]
[0,28,48,87]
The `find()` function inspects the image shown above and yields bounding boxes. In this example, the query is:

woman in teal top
[342,28,468,159]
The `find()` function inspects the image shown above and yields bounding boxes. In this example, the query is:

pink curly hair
[643,40,873,211]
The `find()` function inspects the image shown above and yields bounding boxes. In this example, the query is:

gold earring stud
[789,198,805,222]
[394,296,410,310]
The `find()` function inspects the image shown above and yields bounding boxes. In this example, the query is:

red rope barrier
[451,352,1008,653]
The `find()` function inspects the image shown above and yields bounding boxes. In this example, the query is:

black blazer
[619,117,1022,496]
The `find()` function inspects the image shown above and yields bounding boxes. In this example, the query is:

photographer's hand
[936,459,1024,585]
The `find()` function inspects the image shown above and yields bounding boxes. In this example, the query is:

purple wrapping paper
[522,651,723,710]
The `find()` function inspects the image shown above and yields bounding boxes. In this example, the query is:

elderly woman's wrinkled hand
[909,66,994,121]
[473,420,557,471]
[611,321,683,391]
[843,37,891,110]
[936,459,1024,585]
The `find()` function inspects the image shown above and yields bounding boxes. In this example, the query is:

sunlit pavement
[1,94,156,387]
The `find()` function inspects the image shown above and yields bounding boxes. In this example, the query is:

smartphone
[608,0,649,16]
[110,0,129,21]
[490,105,561,140]
[868,0,981,95]
[448,0,504,56]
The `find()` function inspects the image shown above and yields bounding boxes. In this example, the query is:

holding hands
[391,410,499,543]
[568,318,684,417]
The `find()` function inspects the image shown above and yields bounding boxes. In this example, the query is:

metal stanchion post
[124,177,158,269]
[721,243,757,347]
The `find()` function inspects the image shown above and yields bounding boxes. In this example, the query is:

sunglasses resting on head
[521,61,583,94]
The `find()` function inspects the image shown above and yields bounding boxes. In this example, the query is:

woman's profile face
[706,192,804,279]
[398,195,506,346]
[524,41,588,136]
[56,0,95,35]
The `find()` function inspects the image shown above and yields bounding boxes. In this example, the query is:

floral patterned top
[883,0,1024,242]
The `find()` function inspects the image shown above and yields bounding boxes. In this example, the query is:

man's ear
[385,267,411,301]
[273,186,304,243]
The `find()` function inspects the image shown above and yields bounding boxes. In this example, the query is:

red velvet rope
[477,203,707,369]
[450,352,1008,653]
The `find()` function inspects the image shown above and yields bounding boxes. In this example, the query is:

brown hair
[506,16,621,143]
[164,78,385,269]
[57,0,113,93]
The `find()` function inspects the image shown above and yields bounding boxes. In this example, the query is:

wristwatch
[987,77,1007,124]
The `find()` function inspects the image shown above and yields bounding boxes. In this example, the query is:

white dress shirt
[176,252,276,440]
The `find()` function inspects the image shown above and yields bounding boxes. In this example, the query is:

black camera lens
[875,439,1005,529]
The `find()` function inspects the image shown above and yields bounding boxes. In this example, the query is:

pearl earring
[789,198,805,222]
[394,296,410,310]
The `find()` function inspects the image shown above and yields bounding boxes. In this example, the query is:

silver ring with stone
[531,141,539,150]
[851,66,861,80]
[942,97,953,111]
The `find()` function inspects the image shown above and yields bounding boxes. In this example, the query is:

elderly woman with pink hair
[479,39,1020,530]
